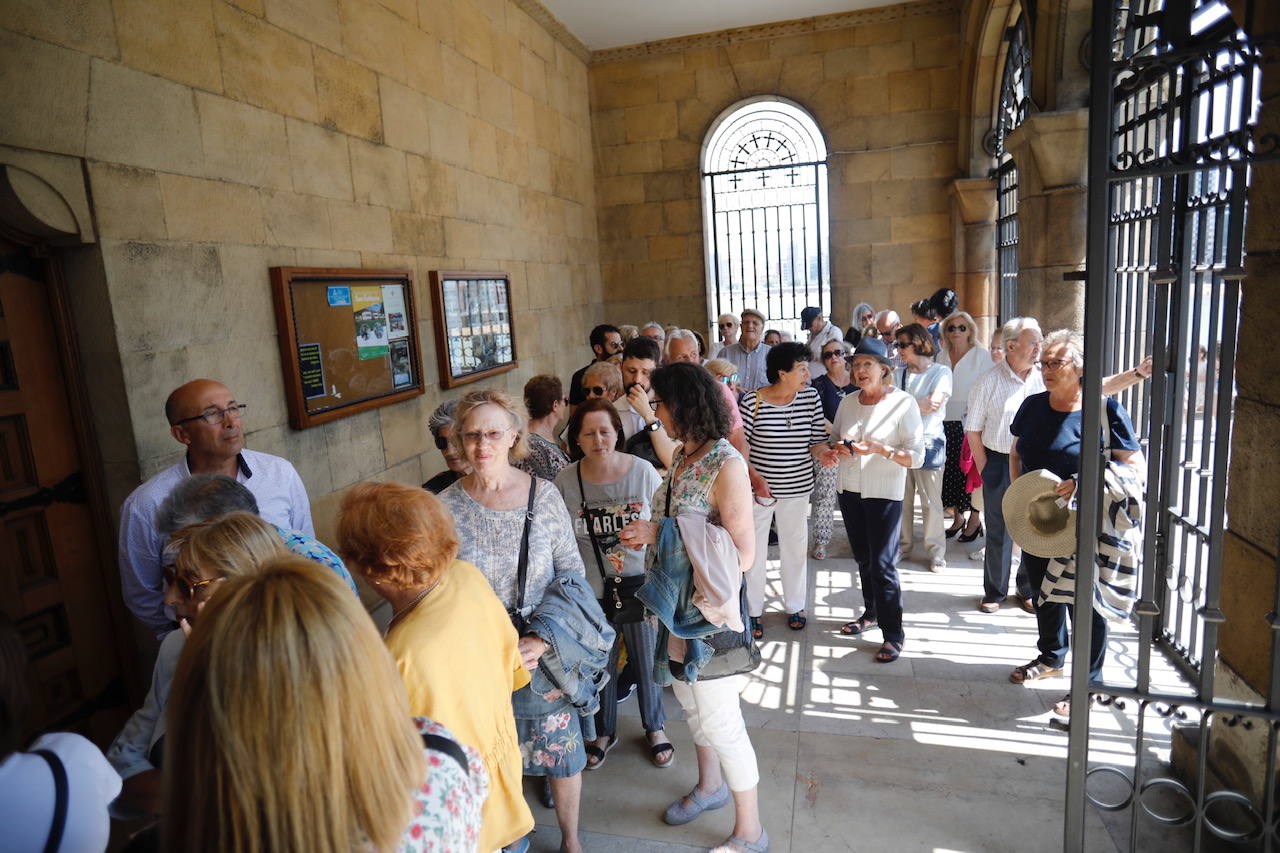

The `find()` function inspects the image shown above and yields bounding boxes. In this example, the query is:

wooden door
[0,236,128,744]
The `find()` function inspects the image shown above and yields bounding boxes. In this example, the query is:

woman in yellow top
[338,481,534,853]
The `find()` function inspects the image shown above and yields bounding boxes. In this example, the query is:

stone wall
[589,0,962,339]
[0,0,602,539]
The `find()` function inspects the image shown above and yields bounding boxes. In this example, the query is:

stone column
[1002,108,1089,332]
[949,177,997,341]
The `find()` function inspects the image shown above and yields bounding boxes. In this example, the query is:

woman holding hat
[1006,329,1141,689]
[815,337,924,663]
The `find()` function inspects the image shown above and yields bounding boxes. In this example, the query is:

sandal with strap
[1009,658,1064,684]
[584,735,617,771]
[839,615,877,636]
[649,741,676,768]
[787,611,807,630]
[750,616,763,640]
[875,640,903,663]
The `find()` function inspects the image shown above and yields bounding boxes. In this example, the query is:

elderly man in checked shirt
[965,318,1043,614]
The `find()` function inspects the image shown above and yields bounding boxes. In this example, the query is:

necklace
[386,577,443,634]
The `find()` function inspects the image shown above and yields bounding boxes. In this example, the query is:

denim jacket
[638,516,755,684]
[526,573,615,717]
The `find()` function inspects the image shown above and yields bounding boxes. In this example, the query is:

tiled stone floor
[525,513,1197,852]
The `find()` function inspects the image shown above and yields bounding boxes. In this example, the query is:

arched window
[702,97,829,339]
[991,15,1031,323]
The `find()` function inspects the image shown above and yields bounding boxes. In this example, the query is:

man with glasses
[117,379,314,636]
[965,318,1044,614]
[708,312,739,359]
[874,309,905,368]
[720,308,771,391]
[568,323,623,408]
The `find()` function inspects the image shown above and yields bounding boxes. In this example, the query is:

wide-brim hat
[1003,469,1077,558]
[850,336,892,367]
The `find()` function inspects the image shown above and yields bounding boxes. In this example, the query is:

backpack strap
[421,732,470,779]
[33,749,68,853]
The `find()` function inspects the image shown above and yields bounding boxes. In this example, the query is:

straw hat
[1003,469,1077,558]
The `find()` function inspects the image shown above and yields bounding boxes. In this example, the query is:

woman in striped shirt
[740,342,828,638]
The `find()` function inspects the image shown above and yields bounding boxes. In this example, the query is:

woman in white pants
[893,323,952,572]
[740,342,828,638]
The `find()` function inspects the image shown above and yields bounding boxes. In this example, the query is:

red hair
[337,482,459,590]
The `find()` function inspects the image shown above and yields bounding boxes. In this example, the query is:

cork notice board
[270,267,424,429]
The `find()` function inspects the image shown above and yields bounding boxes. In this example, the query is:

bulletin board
[428,270,518,388]
[270,267,424,429]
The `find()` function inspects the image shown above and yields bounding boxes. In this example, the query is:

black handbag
[578,465,646,624]
[506,477,538,635]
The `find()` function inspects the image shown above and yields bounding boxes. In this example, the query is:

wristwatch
[642,419,661,433]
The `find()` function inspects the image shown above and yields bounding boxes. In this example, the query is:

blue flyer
[326,285,351,307]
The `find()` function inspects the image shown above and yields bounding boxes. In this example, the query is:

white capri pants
[670,674,760,791]
[747,495,810,617]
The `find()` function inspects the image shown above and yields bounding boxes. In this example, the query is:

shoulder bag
[577,465,646,624]
[899,368,946,470]
[506,477,538,635]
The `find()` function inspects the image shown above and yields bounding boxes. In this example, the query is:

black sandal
[840,615,877,635]
[649,741,676,768]
[750,616,763,640]
[584,736,616,771]
[787,611,807,630]
[875,640,904,663]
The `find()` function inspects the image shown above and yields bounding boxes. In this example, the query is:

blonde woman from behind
[163,556,488,853]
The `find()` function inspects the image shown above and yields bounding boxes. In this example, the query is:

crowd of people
[0,289,1154,853]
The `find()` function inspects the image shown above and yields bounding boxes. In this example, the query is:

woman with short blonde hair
[164,556,488,853]
[938,311,990,541]
[582,360,624,402]
[339,483,533,852]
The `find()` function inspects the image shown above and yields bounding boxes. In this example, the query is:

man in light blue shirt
[719,308,771,392]
[117,379,314,636]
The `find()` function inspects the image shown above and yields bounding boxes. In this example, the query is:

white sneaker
[930,559,946,573]
[969,546,985,561]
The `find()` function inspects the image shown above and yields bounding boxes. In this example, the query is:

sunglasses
[719,374,738,384]
[946,324,968,333]
[434,435,449,450]
[718,322,736,328]
[822,350,846,359]
[162,566,222,600]
[584,386,607,397]
[894,341,912,349]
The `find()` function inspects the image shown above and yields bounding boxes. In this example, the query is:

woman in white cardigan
[815,338,924,663]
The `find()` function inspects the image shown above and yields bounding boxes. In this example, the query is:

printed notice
[351,285,389,360]
[298,343,325,399]
[326,286,351,307]
[382,284,408,339]
[390,339,413,388]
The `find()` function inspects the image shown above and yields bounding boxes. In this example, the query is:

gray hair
[1000,316,1042,346]
[427,398,459,438]
[156,474,259,535]
[1042,328,1084,371]
[851,302,875,327]
[640,321,664,335]
[665,328,699,358]
[874,309,900,326]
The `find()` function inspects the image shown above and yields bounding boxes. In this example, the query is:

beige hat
[1003,469,1077,558]
[740,307,766,324]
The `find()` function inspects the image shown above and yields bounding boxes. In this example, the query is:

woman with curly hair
[338,482,534,852]
[620,362,767,853]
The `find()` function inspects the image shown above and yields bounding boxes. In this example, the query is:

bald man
[117,379,313,635]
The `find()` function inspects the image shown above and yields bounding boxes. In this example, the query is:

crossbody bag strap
[576,464,610,581]
[33,749,68,853]
[421,732,470,779]
[513,476,537,620]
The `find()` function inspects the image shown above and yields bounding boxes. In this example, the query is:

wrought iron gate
[1069,0,1278,849]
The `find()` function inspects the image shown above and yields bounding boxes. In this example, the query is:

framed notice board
[428,270,518,388]
[270,267,424,429]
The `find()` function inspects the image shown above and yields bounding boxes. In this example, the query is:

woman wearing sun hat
[1005,330,1142,690]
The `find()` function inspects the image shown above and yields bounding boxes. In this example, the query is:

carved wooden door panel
[0,236,126,743]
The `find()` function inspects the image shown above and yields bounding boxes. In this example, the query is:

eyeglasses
[946,324,968,333]
[162,566,223,600]
[1035,359,1073,371]
[649,398,664,412]
[461,428,510,444]
[718,322,736,329]
[605,341,624,352]
[434,435,449,450]
[173,403,247,426]
[822,350,846,359]
[584,386,607,397]
[894,341,912,349]
[879,331,895,339]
